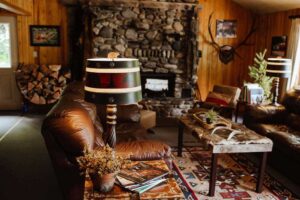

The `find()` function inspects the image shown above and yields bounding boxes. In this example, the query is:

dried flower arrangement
[76,144,129,176]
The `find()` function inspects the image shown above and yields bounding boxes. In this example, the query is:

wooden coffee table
[177,114,273,197]
[84,160,184,200]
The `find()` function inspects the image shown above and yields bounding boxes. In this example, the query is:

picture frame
[30,25,60,46]
[271,36,287,57]
[216,20,237,38]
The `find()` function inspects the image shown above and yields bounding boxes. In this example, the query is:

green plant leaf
[248,49,273,101]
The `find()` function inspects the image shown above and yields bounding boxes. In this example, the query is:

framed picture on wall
[216,19,237,38]
[271,35,287,57]
[30,25,60,46]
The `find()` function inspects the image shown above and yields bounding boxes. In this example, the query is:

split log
[49,65,61,72]
[37,72,44,81]
[50,72,59,79]
[31,93,40,104]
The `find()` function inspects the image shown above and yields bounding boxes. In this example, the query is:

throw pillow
[205,92,232,106]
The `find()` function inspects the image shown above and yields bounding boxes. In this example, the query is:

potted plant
[205,109,218,124]
[248,49,273,102]
[76,145,129,192]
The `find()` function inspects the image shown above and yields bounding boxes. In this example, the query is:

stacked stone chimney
[86,0,200,117]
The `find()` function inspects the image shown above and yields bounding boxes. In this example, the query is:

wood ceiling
[232,0,300,14]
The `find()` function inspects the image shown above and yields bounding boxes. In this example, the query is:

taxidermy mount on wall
[207,13,257,64]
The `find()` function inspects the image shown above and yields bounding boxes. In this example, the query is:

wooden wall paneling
[253,8,300,100]
[197,0,255,100]
[2,0,68,66]
[3,0,299,99]
[254,8,300,58]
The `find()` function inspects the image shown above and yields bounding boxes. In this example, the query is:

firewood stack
[15,63,71,105]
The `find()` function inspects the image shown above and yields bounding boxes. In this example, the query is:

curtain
[287,18,300,89]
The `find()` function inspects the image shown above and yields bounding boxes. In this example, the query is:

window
[295,34,300,86]
[287,19,300,88]
[0,23,11,68]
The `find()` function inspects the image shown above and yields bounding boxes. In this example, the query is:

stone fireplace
[78,0,200,117]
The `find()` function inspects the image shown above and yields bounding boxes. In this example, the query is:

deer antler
[208,12,220,50]
[235,16,257,50]
[207,12,257,64]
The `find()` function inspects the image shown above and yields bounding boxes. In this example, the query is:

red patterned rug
[172,147,299,200]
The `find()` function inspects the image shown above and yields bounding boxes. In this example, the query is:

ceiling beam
[0,0,30,16]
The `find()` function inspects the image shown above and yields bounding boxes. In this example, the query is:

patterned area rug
[172,147,299,200]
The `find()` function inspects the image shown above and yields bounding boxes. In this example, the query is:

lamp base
[271,77,280,105]
[105,104,117,148]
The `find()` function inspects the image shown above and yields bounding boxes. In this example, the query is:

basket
[192,111,231,130]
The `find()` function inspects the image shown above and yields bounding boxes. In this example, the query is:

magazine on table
[116,162,169,194]
[116,176,167,194]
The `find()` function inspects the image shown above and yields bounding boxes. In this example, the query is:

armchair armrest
[244,104,287,124]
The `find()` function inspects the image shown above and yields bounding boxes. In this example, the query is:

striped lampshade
[84,58,142,104]
[266,58,292,78]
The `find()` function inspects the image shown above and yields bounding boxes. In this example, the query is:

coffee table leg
[256,152,268,193]
[209,153,218,197]
[177,122,184,157]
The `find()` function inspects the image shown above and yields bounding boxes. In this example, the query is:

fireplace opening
[141,73,175,98]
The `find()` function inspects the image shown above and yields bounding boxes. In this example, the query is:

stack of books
[241,83,264,104]
[116,162,169,194]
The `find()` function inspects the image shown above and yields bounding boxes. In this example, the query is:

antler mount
[208,13,257,64]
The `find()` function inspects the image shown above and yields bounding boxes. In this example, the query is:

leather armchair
[195,84,241,118]
[244,89,300,183]
[41,81,171,200]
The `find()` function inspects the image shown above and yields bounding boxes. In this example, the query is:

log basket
[15,63,70,110]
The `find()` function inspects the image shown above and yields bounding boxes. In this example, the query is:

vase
[90,172,116,192]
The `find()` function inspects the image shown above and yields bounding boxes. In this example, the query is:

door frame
[0,15,21,110]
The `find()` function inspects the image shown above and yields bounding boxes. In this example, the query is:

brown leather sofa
[41,81,171,200]
[244,89,300,184]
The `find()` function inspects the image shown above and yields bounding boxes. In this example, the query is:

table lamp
[84,57,142,148]
[266,58,292,105]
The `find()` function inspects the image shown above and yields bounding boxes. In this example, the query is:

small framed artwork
[271,36,287,57]
[30,25,60,46]
[216,20,237,38]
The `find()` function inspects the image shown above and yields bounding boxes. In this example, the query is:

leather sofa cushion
[244,104,286,124]
[115,140,171,161]
[283,89,300,115]
[97,104,141,123]
[44,94,104,156]
[247,123,300,155]
[286,113,300,131]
